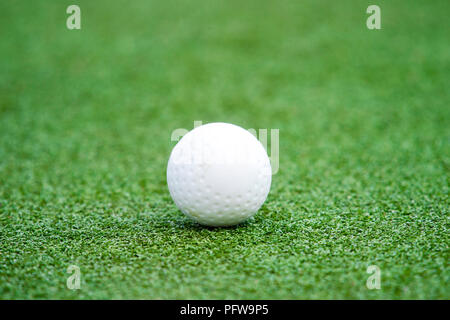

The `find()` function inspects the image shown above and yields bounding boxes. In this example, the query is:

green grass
[0,0,448,299]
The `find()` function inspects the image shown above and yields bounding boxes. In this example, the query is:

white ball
[167,122,272,227]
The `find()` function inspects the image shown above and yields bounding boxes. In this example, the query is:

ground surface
[0,0,448,299]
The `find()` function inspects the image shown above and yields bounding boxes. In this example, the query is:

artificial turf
[0,0,448,299]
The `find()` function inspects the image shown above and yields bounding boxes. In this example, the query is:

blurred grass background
[0,0,448,299]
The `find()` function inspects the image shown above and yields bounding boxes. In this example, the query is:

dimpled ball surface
[167,122,272,227]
